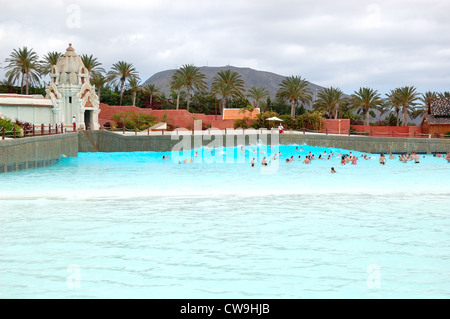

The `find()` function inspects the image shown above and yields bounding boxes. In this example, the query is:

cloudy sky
[0,0,449,95]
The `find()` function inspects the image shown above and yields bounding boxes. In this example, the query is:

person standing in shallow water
[379,153,386,165]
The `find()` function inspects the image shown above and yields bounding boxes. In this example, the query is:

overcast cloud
[0,0,449,95]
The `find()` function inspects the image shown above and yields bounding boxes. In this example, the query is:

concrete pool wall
[78,130,450,154]
[1,130,449,173]
[0,133,78,173]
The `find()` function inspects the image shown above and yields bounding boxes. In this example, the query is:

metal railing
[2,124,449,140]
[97,125,449,139]
[1,123,75,140]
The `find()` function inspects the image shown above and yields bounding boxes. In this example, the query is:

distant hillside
[143,66,326,105]
[142,66,420,124]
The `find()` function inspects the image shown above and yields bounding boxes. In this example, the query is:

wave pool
[0,144,449,298]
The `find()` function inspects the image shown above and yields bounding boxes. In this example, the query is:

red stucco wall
[322,119,350,134]
[351,125,423,137]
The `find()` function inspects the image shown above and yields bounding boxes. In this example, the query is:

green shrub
[296,111,324,131]
[0,117,23,137]
[234,119,249,129]
[110,112,157,130]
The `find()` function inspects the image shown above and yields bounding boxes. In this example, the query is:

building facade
[0,44,100,130]
[421,97,450,137]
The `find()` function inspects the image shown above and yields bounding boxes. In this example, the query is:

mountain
[143,66,326,103]
[142,66,418,124]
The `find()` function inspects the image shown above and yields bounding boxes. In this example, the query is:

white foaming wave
[0,187,448,201]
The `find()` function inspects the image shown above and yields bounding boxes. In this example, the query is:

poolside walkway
[110,128,348,137]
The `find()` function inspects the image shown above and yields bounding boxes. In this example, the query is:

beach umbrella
[266,117,283,121]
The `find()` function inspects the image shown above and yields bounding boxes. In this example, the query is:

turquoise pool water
[0,144,449,298]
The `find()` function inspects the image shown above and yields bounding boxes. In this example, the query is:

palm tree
[395,86,420,126]
[107,61,139,105]
[313,87,346,119]
[276,76,312,119]
[80,54,106,76]
[128,77,141,107]
[157,92,168,107]
[247,86,269,108]
[173,64,207,111]
[211,69,245,113]
[142,83,160,108]
[90,72,107,102]
[4,46,41,94]
[39,51,62,76]
[385,89,402,126]
[4,47,28,93]
[169,74,185,110]
[413,91,438,119]
[350,87,383,126]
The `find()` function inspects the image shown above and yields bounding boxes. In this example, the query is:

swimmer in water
[287,156,294,163]
[379,153,386,165]
[412,152,420,163]
[331,167,337,173]
[261,157,268,166]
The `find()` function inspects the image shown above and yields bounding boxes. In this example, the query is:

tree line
[2,46,449,126]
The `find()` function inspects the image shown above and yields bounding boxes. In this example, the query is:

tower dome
[45,44,100,130]
[51,43,89,85]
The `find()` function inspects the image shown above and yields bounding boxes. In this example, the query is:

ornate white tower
[46,44,100,130]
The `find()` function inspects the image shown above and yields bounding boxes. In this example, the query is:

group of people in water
[253,149,346,167]
[385,152,421,164]
[165,146,450,167]
[253,149,450,169]
[434,152,450,161]
[445,152,450,163]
